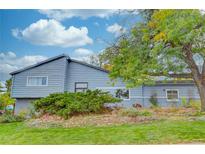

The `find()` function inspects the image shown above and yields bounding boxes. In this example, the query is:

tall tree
[5,78,12,93]
[138,9,156,22]
[105,10,205,111]
[0,82,4,93]
[87,54,102,67]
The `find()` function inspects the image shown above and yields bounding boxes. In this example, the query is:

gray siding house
[10,54,200,113]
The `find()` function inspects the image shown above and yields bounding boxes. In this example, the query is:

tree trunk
[197,83,205,112]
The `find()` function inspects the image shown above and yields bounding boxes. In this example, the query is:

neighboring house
[10,54,200,113]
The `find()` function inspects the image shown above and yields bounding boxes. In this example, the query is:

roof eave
[69,58,109,73]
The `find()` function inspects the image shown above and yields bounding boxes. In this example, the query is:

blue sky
[0,9,141,82]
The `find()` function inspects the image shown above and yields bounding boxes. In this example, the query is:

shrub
[0,92,15,110]
[0,112,25,123]
[119,108,152,117]
[192,111,205,116]
[33,89,121,119]
[188,99,201,110]
[149,93,158,107]
[181,97,188,107]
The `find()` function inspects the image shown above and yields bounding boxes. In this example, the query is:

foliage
[33,90,121,119]
[149,93,158,107]
[5,78,12,94]
[106,10,205,86]
[0,82,4,93]
[188,99,201,110]
[139,9,157,22]
[0,112,25,123]
[102,64,113,71]
[181,97,188,107]
[192,111,205,116]
[87,54,102,67]
[119,108,152,117]
[0,92,15,110]
[102,9,205,111]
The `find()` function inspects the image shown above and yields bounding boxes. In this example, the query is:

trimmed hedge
[33,89,121,118]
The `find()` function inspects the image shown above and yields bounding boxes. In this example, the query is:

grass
[1,120,205,144]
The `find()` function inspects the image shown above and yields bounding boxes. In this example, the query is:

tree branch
[148,72,192,78]
[182,43,201,84]
[202,61,205,81]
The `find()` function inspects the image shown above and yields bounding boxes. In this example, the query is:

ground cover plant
[26,106,204,128]
[0,112,25,123]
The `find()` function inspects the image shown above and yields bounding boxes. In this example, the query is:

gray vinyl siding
[15,98,36,114]
[66,61,126,91]
[142,85,200,107]
[65,61,143,106]
[11,57,67,98]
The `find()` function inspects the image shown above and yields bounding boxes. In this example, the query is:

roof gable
[10,54,109,75]
[10,54,69,75]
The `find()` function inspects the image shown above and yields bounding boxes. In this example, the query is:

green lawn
[0,120,205,144]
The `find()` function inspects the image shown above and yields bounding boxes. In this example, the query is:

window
[96,87,130,100]
[166,89,179,101]
[27,76,48,86]
[115,89,129,100]
[75,82,88,92]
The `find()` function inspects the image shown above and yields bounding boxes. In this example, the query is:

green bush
[0,112,25,123]
[119,108,152,117]
[33,89,121,118]
[188,99,201,110]
[149,93,158,107]
[0,92,15,110]
[181,97,188,107]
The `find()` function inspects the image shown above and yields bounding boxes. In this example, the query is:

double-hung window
[27,76,48,86]
[75,82,88,92]
[166,89,179,101]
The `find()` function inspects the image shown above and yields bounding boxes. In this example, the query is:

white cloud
[72,48,105,66]
[73,48,94,61]
[38,9,120,21]
[74,48,94,56]
[106,23,126,37]
[0,52,47,81]
[12,19,93,48]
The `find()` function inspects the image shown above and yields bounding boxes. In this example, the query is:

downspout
[64,57,70,92]
[11,75,15,114]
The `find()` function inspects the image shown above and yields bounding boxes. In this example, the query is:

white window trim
[27,76,48,86]
[96,87,130,101]
[75,82,88,92]
[166,89,179,102]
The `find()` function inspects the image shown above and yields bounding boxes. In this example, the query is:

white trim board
[166,89,179,102]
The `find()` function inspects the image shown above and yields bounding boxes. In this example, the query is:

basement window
[96,87,130,100]
[166,89,179,101]
[75,82,88,92]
